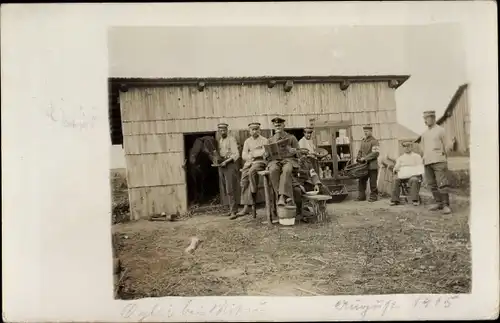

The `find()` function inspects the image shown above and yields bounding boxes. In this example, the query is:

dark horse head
[188,136,221,167]
[184,136,222,204]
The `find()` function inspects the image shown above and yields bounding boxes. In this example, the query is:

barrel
[277,205,297,226]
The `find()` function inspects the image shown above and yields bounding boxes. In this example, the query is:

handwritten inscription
[413,295,459,309]
[45,100,97,130]
[121,303,165,322]
[120,300,268,321]
[334,299,399,318]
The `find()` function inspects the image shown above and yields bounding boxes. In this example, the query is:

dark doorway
[183,132,220,207]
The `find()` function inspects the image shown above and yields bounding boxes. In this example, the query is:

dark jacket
[357,136,380,170]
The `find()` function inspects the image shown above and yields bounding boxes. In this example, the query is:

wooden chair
[400,175,423,204]
[258,170,333,224]
[301,194,332,222]
[257,170,277,224]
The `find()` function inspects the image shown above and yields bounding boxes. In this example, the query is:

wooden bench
[301,194,332,222]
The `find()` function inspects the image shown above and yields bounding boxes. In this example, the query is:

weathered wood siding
[441,87,470,155]
[120,82,400,218]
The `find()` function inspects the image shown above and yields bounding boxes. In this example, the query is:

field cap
[304,126,314,133]
[217,123,229,129]
[362,125,373,130]
[423,110,436,117]
[271,116,286,124]
[248,122,261,129]
[401,140,413,147]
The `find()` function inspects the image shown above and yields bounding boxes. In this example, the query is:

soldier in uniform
[291,151,331,222]
[356,125,380,202]
[266,116,300,207]
[234,122,269,219]
[420,110,453,214]
[216,123,240,218]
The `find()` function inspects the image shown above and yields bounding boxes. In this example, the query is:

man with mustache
[420,110,453,214]
[216,123,240,218]
[233,122,269,219]
[266,116,300,207]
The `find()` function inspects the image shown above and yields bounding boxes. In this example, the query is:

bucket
[277,205,296,226]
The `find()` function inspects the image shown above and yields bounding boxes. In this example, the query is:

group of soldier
[213,109,454,220]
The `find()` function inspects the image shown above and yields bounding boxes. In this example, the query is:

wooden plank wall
[441,87,470,155]
[120,82,400,218]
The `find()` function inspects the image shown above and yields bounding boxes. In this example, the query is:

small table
[302,194,332,222]
[257,170,277,224]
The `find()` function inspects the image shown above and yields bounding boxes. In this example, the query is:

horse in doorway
[183,136,222,205]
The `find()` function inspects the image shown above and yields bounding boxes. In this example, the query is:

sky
[108,25,467,168]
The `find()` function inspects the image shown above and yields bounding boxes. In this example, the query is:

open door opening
[183,132,221,208]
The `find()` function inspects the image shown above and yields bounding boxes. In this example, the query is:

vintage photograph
[109,26,471,299]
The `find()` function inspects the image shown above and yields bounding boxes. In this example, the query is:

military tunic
[420,124,451,207]
[267,131,300,199]
[356,135,380,200]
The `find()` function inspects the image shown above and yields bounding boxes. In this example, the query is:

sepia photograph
[3,2,497,321]
[109,25,471,299]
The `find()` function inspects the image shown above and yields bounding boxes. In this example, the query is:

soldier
[216,123,240,218]
[291,151,331,222]
[356,125,380,202]
[420,110,453,214]
[266,116,300,207]
[390,140,424,206]
[298,127,316,154]
[233,122,269,219]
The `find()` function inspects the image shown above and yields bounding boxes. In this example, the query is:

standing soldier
[266,116,300,207]
[420,110,453,214]
[234,122,269,219]
[216,123,240,218]
[356,125,380,202]
[298,127,317,154]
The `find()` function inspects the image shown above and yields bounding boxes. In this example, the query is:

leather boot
[236,205,251,216]
[285,197,295,207]
[429,192,443,211]
[277,195,286,206]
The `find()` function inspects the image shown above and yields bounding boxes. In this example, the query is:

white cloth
[394,152,424,179]
[241,135,269,162]
[218,136,240,162]
[298,137,316,153]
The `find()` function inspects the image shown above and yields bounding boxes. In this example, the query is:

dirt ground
[112,196,471,299]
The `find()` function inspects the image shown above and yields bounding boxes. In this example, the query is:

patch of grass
[113,202,471,298]
[111,169,130,225]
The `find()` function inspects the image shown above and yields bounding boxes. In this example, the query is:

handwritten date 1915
[414,295,459,309]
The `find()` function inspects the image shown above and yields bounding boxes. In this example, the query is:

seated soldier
[266,116,300,207]
[234,122,269,218]
[390,140,424,206]
[298,126,320,172]
[291,152,331,222]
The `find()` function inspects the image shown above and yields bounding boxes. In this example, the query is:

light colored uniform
[218,135,240,213]
[240,135,269,205]
[298,137,316,154]
[391,152,424,203]
[420,124,451,206]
